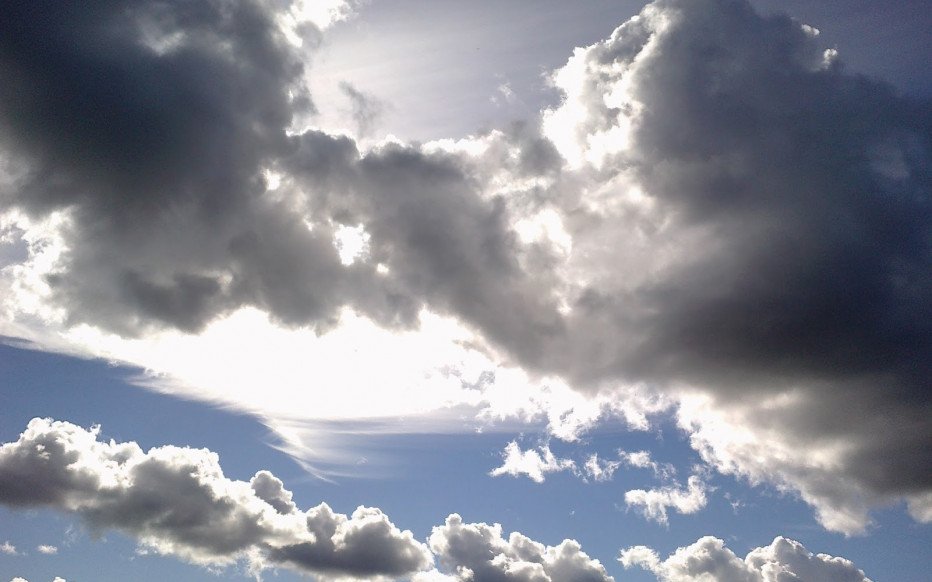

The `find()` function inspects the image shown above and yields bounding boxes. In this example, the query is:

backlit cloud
[0,0,928,537]
[0,418,431,579]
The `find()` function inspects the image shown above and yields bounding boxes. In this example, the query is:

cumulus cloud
[429,514,613,582]
[529,0,932,533]
[0,418,431,579]
[620,535,871,582]
[35,545,57,555]
[624,475,710,526]
[0,0,929,535]
[489,441,576,483]
[0,541,16,555]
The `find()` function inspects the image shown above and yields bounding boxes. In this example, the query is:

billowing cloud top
[0,417,432,578]
[0,418,879,581]
[0,0,929,542]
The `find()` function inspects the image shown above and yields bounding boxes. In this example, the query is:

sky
[0,0,930,581]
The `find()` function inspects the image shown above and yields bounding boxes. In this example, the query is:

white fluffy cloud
[620,535,871,581]
[429,514,614,582]
[0,418,431,579]
[624,475,710,526]
[35,545,57,555]
[489,442,576,483]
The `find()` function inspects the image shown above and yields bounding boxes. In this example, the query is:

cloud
[0,0,929,535]
[583,454,621,483]
[339,82,386,138]
[0,418,432,579]
[428,514,614,582]
[489,441,575,483]
[529,0,932,533]
[35,545,57,555]
[0,541,16,555]
[617,451,675,481]
[620,535,872,581]
[623,475,710,526]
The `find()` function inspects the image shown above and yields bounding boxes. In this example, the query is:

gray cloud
[0,418,431,578]
[528,0,932,533]
[620,535,871,581]
[0,0,929,536]
[339,81,386,138]
[428,514,613,582]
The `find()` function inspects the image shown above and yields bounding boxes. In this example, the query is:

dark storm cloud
[0,418,432,577]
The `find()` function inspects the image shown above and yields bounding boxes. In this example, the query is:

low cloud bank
[0,418,875,582]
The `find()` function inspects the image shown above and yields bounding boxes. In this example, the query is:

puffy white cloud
[0,418,431,579]
[429,514,613,582]
[583,454,621,483]
[35,545,57,555]
[489,442,575,483]
[624,475,709,526]
[0,541,16,555]
[620,535,871,582]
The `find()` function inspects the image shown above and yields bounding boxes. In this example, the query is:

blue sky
[1,1,930,581]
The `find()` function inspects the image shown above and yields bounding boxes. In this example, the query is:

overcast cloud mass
[0,0,929,579]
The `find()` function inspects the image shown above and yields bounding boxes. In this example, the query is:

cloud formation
[489,442,575,483]
[428,514,614,582]
[0,418,431,579]
[623,475,710,526]
[620,535,871,581]
[0,419,881,582]
[0,0,929,535]
[531,0,932,533]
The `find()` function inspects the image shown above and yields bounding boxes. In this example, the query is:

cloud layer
[0,0,929,535]
[0,418,878,582]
